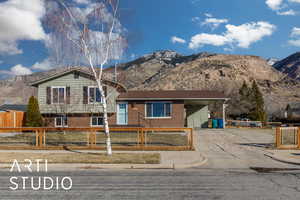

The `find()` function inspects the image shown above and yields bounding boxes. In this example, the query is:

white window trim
[54,116,68,128]
[117,102,128,125]
[88,86,103,104]
[51,86,66,105]
[145,101,172,119]
[90,116,104,127]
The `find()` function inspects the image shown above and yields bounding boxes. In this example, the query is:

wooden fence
[227,120,282,129]
[0,111,24,128]
[0,127,194,151]
[275,127,300,149]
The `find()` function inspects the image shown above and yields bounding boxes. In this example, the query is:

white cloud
[202,17,229,30]
[189,21,276,49]
[266,0,284,10]
[74,0,91,4]
[290,27,300,36]
[0,0,46,55]
[289,0,300,3]
[204,13,213,18]
[266,0,300,15]
[171,36,186,44]
[189,34,229,49]
[288,27,300,46]
[31,58,53,71]
[0,64,32,76]
[277,9,297,15]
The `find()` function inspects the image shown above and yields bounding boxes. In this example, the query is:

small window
[91,116,104,127]
[146,102,172,118]
[88,86,102,103]
[74,72,80,79]
[55,116,68,127]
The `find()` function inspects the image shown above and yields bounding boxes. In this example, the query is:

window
[52,87,65,104]
[55,116,68,127]
[74,72,79,79]
[91,116,104,127]
[88,86,102,103]
[146,102,171,118]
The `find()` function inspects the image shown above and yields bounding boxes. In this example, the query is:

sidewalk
[0,150,206,170]
[265,150,300,165]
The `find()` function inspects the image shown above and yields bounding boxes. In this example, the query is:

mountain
[274,52,300,80]
[1,50,300,118]
[266,58,279,66]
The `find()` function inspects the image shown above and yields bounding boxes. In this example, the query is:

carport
[184,98,229,129]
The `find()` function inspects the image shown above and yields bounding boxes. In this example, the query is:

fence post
[298,127,300,149]
[190,129,194,150]
[139,128,145,147]
[276,127,281,148]
[35,130,39,147]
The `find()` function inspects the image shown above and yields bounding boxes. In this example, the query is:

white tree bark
[47,0,123,155]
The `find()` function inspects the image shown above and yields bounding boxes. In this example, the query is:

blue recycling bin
[218,119,224,128]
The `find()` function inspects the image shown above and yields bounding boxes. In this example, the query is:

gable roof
[0,104,27,112]
[30,67,127,92]
[118,90,228,100]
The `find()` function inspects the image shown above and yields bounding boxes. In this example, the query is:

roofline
[30,68,127,91]
[117,98,230,101]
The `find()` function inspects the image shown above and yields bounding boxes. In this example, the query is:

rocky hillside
[1,50,300,117]
[105,50,300,116]
[274,52,300,80]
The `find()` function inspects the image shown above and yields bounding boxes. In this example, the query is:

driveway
[196,128,299,169]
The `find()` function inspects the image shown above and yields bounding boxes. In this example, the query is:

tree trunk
[96,80,112,155]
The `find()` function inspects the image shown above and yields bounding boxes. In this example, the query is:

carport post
[222,103,227,129]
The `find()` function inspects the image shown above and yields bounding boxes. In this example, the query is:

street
[0,169,300,200]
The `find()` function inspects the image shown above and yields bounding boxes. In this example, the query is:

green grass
[0,131,188,147]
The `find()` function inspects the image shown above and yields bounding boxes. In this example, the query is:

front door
[117,102,128,125]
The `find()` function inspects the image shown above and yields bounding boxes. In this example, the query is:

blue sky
[0,0,300,77]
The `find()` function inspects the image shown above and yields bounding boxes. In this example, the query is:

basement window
[91,116,104,127]
[55,116,68,127]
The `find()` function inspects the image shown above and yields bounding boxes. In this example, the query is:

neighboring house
[285,104,300,119]
[31,68,228,128]
[0,104,27,128]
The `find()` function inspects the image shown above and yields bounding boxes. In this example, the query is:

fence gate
[276,127,300,149]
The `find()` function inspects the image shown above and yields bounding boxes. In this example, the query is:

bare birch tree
[44,0,127,155]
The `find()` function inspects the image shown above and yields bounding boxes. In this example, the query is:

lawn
[0,152,160,164]
[0,131,188,147]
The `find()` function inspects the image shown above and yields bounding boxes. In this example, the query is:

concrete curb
[265,153,300,166]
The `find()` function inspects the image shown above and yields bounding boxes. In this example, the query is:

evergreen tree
[235,81,253,118]
[249,81,267,122]
[25,96,43,127]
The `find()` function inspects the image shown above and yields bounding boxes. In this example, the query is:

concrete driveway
[196,128,299,169]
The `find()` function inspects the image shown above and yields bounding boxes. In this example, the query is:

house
[31,68,228,128]
[285,104,300,120]
[0,104,27,128]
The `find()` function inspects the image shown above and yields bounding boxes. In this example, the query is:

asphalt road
[0,168,300,200]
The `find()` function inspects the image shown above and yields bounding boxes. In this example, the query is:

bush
[25,96,43,127]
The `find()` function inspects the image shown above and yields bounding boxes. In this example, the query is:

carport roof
[118,90,229,100]
[0,104,27,112]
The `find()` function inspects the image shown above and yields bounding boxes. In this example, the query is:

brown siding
[125,100,185,128]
